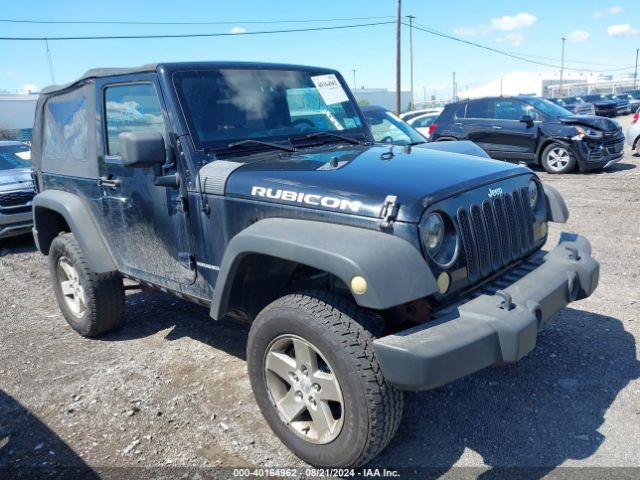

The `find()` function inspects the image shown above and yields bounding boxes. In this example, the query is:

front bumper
[0,209,32,239]
[374,233,599,390]
[573,136,625,171]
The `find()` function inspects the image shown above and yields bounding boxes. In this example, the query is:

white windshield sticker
[311,74,349,106]
[15,151,31,160]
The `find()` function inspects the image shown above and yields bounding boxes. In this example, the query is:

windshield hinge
[379,195,399,229]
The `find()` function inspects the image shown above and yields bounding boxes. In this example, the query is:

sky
[0,0,638,99]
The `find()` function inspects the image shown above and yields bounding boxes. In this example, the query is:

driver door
[95,75,196,286]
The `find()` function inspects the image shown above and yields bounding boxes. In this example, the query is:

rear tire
[247,290,403,467]
[541,143,576,174]
[49,233,124,337]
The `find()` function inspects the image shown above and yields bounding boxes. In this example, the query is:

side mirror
[117,131,166,167]
[520,114,535,127]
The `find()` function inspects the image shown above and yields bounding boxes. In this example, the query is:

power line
[0,20,395,41]
[406,21,634,73]
[0,15,395,26]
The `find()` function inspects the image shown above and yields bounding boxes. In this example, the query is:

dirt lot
[1,116,639,478]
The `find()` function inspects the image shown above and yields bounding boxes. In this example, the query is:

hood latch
[379,195,399,229]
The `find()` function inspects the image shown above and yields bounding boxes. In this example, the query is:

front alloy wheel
[542,144,576,174]
[265,335,344,444]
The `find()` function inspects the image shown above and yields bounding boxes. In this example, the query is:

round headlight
[422,213,445,255]
[528,180,539,208]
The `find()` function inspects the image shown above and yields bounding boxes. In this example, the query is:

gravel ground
[1,116,639,479]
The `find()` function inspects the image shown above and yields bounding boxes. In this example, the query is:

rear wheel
[49,233,124,337]
[541,143,576,174]
[247,291,403,467]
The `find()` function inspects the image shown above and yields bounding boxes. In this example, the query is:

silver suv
[0,141,34,239]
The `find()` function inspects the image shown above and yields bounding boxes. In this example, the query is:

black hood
[223,145,532,223]
[558,115,620,132]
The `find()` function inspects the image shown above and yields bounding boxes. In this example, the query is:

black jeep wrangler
[31,62,599,467]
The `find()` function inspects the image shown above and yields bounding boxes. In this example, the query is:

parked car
[604,93,632,115]
[406,112,441,139]
[613,92,640,111]
[549,97,595,115]
[581,94,619,117]
[399,108,442,122]
[626,105,640,155]
[31,62,599,467]
[360,105,490,157]
[430,96,625,173]
[360,104,426,145]
[0,141,34,240]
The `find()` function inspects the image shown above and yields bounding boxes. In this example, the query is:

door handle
[492,125,503,129]
[97,176,120,188]
[454,122,463,126]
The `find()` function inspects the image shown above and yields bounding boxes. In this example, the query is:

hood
[0,168,33,192]
[591,99,617,107]
[223,145,531,223]
[558,115,619,132]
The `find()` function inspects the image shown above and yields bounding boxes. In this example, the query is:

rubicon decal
[251,186,362,213]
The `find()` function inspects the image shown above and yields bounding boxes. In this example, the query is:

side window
[412,115,435,128]
[495,100,526,120]
[464,100,493,119]
[104,83,165,156]
[43,90,89,163]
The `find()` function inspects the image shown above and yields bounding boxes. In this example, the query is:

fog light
[350,276,368,295]
[437,272,450,294]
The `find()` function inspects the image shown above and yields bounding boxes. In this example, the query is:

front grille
[457,187,536,283]
[0,190,34,207]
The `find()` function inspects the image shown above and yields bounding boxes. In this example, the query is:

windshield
[523,97,572,117]
[0,143,31,170]
[173,69,367,151]
[584,95,605,101]
[564,96,583,103]
[362,109,425,145]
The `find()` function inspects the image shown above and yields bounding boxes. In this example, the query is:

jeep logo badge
[488,187,503,198]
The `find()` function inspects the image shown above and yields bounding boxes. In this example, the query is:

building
[458,71,612,99]
[353,88,412,111]
[0,93,38,141]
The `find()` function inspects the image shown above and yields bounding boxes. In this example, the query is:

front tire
[541,143,576,174]
[49,233,125,337]
[247,291,403,467]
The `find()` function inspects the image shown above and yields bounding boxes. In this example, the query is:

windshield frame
[171,67,371,152]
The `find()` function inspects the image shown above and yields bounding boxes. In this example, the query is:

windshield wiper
[294,131,364,146]
[226,139,295,153]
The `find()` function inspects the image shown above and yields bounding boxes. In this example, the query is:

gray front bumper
[0,209,32,239]
[374,233,599,390]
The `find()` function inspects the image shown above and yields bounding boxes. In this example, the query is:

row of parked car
[362,94,639,174]
[549,91,640,117]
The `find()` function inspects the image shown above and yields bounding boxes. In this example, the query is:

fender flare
[543,184,569,223]
[209,218,438,319]
[32,190,117,273]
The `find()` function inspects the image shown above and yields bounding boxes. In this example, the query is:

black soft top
[40,61,336,95]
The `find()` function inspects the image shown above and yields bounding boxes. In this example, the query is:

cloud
[491,13,536,31]
[20,83,37,94]
[229,26,246,34]
[606,23,639,36]
[594,6,622,18]
[566,30,590,43]
[495,33,524,47]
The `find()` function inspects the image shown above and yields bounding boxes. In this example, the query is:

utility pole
[634,48,639,90]
[500,77,504,96]
[407,15,416,111]
[423,86,426,107]
[396,0,402,115]
[44,38,56,84]
[452,72,457,102]
[559,37,566,97]
[352,69,357,94]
